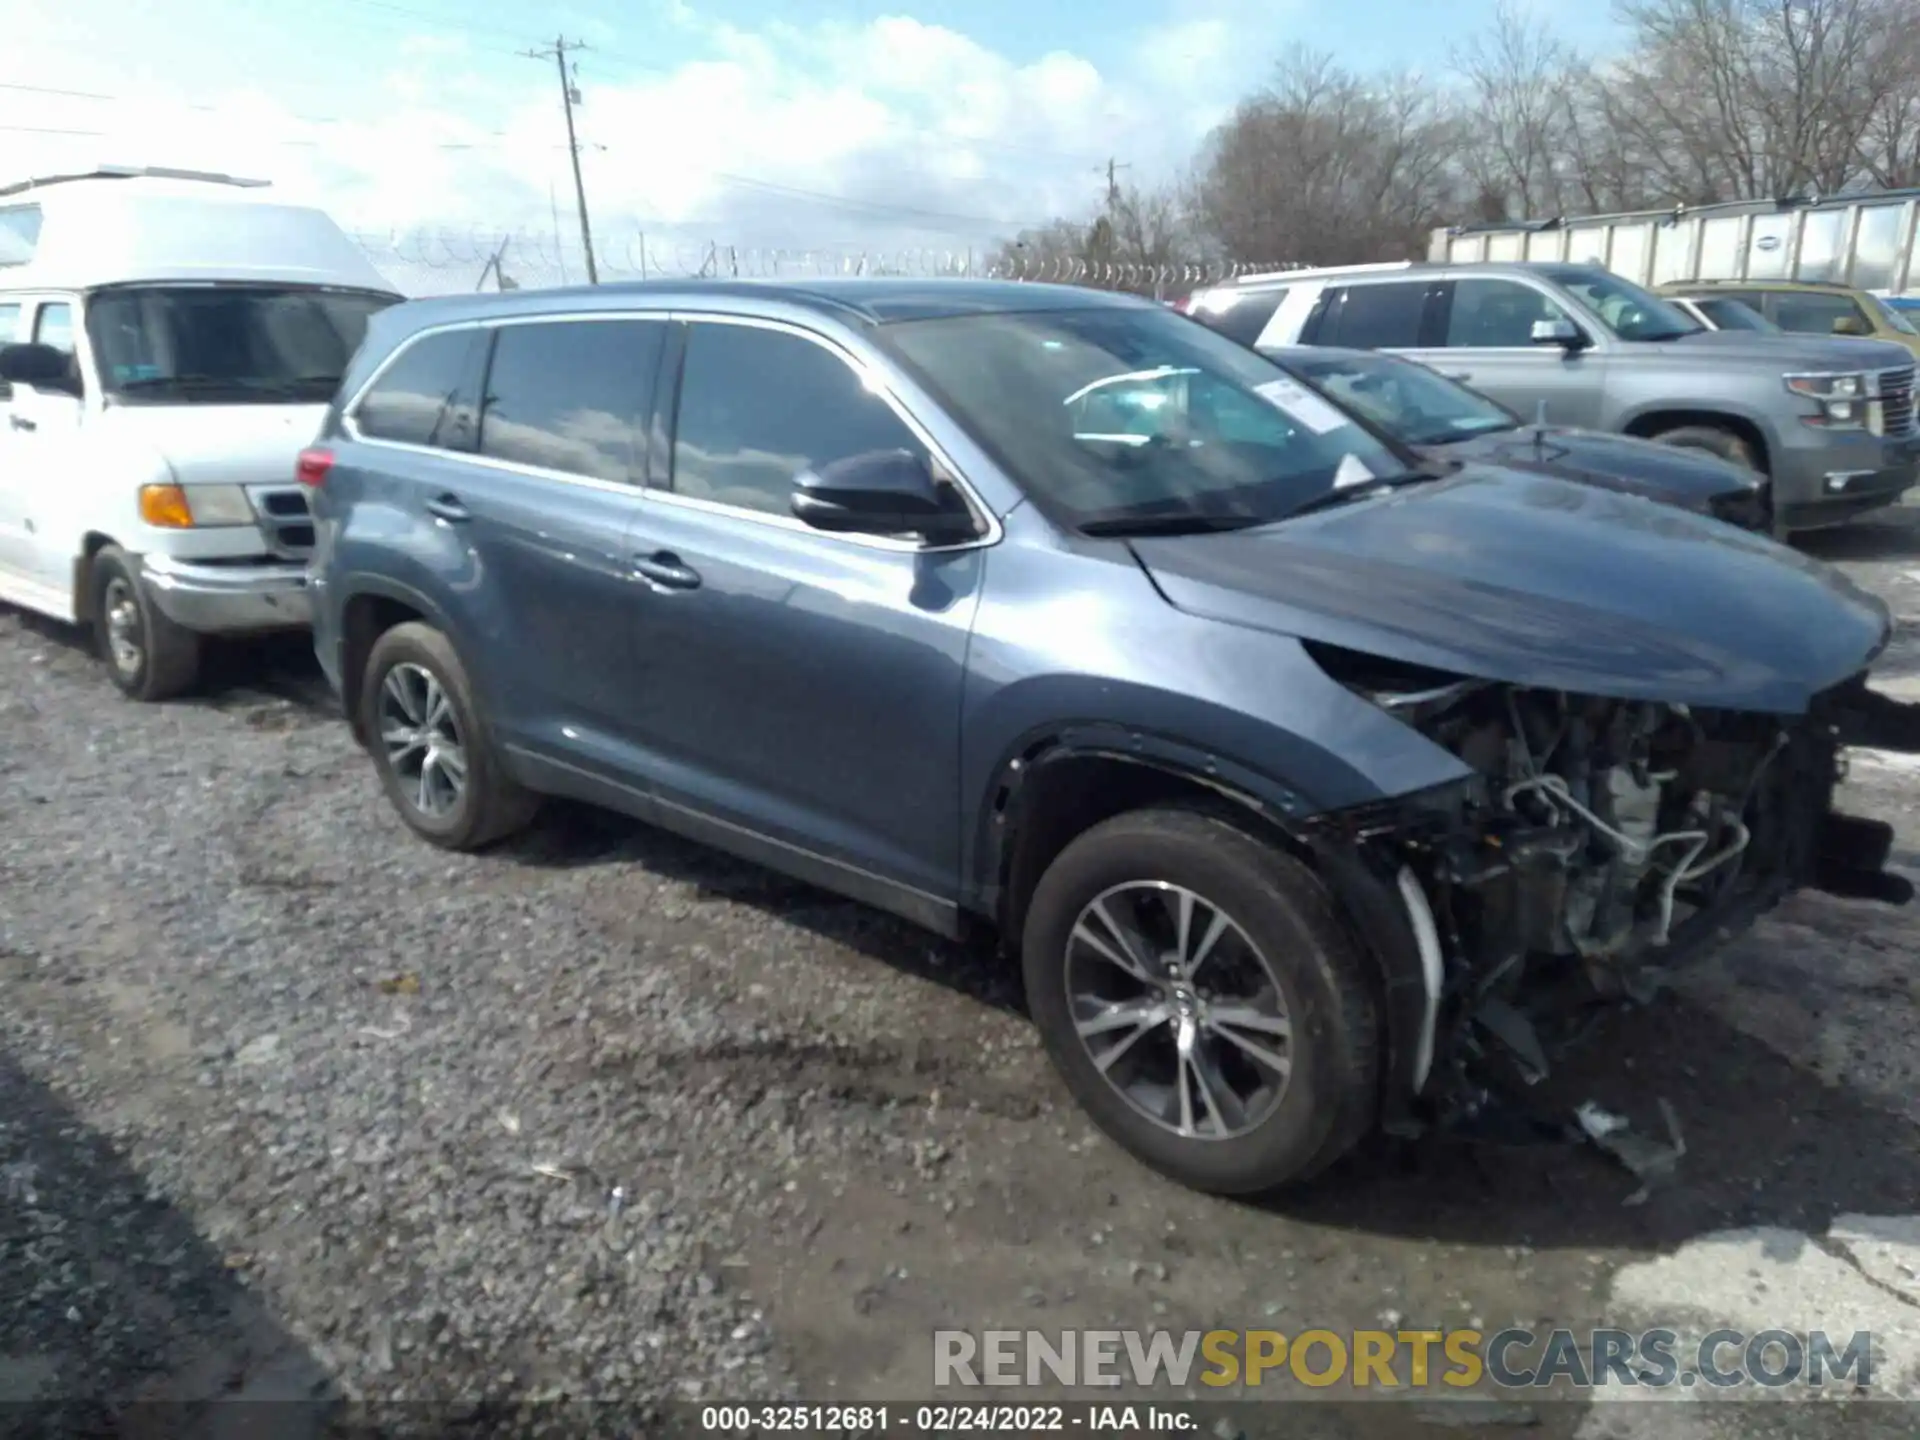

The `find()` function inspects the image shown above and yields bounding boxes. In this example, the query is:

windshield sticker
[1331,453,1377,489]
[1253,378,1350,434]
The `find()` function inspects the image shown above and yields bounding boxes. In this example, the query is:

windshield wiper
[251,374,343,394]
[1079,513,1270,537]
[1285,469,1445,520]
[115,374,251,392]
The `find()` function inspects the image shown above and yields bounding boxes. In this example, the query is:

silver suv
[1183,260,1919,534]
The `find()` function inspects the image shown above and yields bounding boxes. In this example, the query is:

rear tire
[1021,807,1379,1196]
[91,545,201,702]
[359,621,539,850]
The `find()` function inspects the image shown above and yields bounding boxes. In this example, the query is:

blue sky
[4,0,1627,286]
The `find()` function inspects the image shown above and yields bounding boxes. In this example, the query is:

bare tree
[1449,0,1584,219]
[1856,13,1920,187]
[1602,0,1906,201]
[996,0,1920,273]
[1190,48,1463,264]
[990,183,1199,289]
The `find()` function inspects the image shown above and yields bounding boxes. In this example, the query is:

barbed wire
[349,226,1304,295]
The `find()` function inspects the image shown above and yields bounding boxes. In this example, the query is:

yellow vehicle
[1657,279,1920,360]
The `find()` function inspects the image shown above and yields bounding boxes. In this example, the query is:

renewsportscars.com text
[933,1327,1876,1391]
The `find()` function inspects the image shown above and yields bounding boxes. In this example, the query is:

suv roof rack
[1227,260,1420,287]
[0,165,272,199]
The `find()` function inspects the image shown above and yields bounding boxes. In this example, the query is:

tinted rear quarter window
[356,328,484,449]
[478,319,665,483]
[1197,289,1285,346]
[671,322,929,516]
[1321,283,1428,348]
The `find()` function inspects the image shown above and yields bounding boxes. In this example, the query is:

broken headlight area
[1305,642,1911,1133]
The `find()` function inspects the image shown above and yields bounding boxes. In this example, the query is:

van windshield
[86,284,399,404]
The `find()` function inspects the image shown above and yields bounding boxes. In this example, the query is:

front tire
[359,622,539,850]
[91,545,201,702]
[1021,807,1379,1196]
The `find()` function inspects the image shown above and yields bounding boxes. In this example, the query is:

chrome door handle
[633,551,701,590]
[425,494,470,523]
[8,414,35,432]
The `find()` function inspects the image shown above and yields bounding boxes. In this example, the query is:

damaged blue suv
[303,279,1919,1195]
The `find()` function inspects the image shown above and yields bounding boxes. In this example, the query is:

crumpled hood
[94,403,329,487]
[1423,426,1758,509]
[1130,466,1890,714]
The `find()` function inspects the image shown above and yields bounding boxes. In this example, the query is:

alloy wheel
[378,662,469,819]
[1065,881,1294,1140]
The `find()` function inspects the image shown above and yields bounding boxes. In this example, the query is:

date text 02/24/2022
[698,1403,1200,1432]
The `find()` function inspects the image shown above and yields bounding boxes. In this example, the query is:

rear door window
[477,319,667,484]
[355,328,486,450]
[1317,283,1429,348]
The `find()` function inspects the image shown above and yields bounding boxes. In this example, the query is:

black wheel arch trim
[968,721,1327,911]
[335,573,475,745]
[971,722,1432,1125]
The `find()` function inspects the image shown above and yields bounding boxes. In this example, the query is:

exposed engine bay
[1305,643,1915,1142]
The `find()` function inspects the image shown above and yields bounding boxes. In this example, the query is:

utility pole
[1103,157,1131,210]
[524,35,598,284]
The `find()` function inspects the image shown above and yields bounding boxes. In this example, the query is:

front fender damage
[1304,662,1914,1189]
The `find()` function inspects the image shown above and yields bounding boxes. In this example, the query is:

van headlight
[139,483,255,528]
[1785,371,1868,429]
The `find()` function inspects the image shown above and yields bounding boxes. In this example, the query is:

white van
[0,166,404,699]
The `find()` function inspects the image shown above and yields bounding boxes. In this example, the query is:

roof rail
[0,165,272,199]
[1228,260,1418,286]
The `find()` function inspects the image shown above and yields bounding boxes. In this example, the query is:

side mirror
[0,342,80,395]
[1530,317,1586,350]
[1832,314,1871,337]
[790,449,978,544]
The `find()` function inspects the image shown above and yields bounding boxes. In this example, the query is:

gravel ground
[5,509,1920,1438]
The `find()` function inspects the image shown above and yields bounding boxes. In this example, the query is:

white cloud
[0,0,1288,290]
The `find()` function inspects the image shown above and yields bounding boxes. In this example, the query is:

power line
[522,36,598,284]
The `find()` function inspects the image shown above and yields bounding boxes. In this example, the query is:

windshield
[1691,296,1777,333]
[85,284,399,403]
[1289,350,1517,447]
[880,305,1416,531]
[1541,266,1703,342]
[1863,292,1919,337]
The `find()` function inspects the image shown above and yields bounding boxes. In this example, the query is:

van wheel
[1021,807,1379,1196]
[91,546,201,702]
[359,621,539,850]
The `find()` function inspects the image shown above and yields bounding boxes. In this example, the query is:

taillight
[296,447,334,488]
[1173,294,1196,313]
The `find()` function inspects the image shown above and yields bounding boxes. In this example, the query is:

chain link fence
[350,227,1300,297]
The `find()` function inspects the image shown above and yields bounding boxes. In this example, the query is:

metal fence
[349,226,1295,297]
